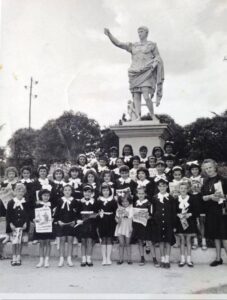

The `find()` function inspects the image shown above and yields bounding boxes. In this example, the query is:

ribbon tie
[140,157,148,163]
[186,160,199,166]
[13,197,26,210]
[69,178,81,189]
[124,155,132,163]
[178,195,190,211]
[158,193,169,203]
[38,178,52,191]
[119,177,131,185]
[136,199,148,206]
[137,179,150,188]
[154,174,168,182]
[109,157,117,165]
[61,197,73,211]
[98,166,109,172]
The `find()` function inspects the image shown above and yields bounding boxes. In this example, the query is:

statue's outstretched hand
[104,28,110,36]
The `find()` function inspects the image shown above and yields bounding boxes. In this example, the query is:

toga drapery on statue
[104,26,164,120]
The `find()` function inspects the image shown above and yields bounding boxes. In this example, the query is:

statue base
[111,118,173,155]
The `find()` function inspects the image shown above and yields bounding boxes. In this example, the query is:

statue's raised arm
[104,26,164,121]
[104,28,132,52]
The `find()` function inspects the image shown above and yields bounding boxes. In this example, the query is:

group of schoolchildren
[0,141,210,269]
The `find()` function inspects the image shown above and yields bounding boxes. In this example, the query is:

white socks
[82,256,86,263]
[161,256,170,263]
[67,256,74,267]
[86,255,91,263]
[44,256,49,268]
[101,245,107,265]
[161,256,165,263]
[187,255,191,263]
[180,255,185,263]
[165,255,170,263]
[106,245,112,265]
[36,257,44,268]
[58,256,64,267]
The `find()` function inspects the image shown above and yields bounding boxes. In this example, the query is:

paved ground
[1,256,227,295]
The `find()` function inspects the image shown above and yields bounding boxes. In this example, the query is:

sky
[0,0,227,147]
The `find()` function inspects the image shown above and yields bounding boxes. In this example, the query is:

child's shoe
[67,256,74,267]
[139,256,145,266]
[153,257,160,268]
[44,257,50,268]
[36,257,44,268]
[58,256,64,267]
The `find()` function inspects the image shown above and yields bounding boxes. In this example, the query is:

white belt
[104,212,113,215]
[81,211,94,214]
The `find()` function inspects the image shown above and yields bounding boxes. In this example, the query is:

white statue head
[137,26,149,40]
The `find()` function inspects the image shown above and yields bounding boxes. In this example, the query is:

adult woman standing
[202,159,227,266]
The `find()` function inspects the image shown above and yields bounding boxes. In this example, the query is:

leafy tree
[100,128,119,155]
[7,128,38,169]
[34,111,101,165]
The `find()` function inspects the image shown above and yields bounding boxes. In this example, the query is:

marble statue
[104,26,164,120]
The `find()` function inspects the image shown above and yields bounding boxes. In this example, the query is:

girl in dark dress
[201,159,227,267]
[136,167,155,202]
[75,184,99,267]
[19,166,34,210]
[108,146,118,170]
[100,170,116,196]
[32,165,54,203]
[6,183,30,266]
[115,165,137,201]
[97,183,117,266]
[113,157,124,180]
[152,146,164,162]
[52,168,65,208]
[129,155,141,182]
[83,169,100,200]
[176,182,200,267]
[132,186,153,266]
[33,189,55,268]
[152,178,176,269]
[67,166,83,200]
[122,144,134,169]
[54,184,79,267]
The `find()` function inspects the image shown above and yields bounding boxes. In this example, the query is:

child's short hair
[38,164,48,173]
[164,140,175,151]
[68,165,81,177]
[163,154,176,162]
[53,168,65,180]
[152,146,164,157]
[119,165,130,173]
[132,155,140,163]
[117,193,133,206]
[187,161,201,172]
[122,144,134,156]
[77,154,88,165]
[83,183,93,192]
[179,181,190,190]
[20,166,32,175]
[100,182,112,196]
[38,189,51,200]
[5,166,18,178]
[139,145,148,152]
[155,160,166,167]
[137,186,146,194]
[109,146,118,153]
[137,167,149,179]
[63,184,73,192]
[99,156,108,163]
[172,166,183,174]
[157,178,169,185]
[101,169,115,181]
[14,182,26,193]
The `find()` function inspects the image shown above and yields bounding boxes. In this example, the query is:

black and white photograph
[0,0,227,298]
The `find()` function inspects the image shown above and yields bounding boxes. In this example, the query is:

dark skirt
[205,212,227,240]
[132,219,153,241]
[74,219,98,240]
[33,231,55,240]
[55,224,75,237]
[97,215,116,238]
[176,217,198,235]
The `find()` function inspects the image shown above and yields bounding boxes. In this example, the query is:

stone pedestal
[111,119,173,155]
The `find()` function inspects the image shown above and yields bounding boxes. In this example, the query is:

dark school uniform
[67,178,83,200]
[115,177,137,200]
[122,155,133,169]
[54,197,79,237]
[108,157,118,170]
[51,180,65,207]
[74,198,99,240]
[175,195,200,235]
[152,174,169,195]
[152,193,176,245]
[132,199,152,241]
[97,196,117,238]
[136,179,155,202]
[201,175,227,240]
[32,178,54,205]
[6,198,30,234]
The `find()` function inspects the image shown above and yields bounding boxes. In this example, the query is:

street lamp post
[24,77,38,129]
